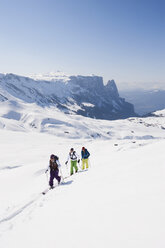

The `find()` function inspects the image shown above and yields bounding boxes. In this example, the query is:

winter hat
[50,154,55,159]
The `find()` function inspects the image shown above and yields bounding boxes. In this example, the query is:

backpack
[70,151,77,160]
[49,156,59,170]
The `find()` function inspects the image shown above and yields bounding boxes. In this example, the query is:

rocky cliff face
[0,73,137,120]
[67,76,136,119]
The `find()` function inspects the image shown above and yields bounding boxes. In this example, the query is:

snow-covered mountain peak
[0,72,136,120]
[68,75,104,94]
[29,71,70,82]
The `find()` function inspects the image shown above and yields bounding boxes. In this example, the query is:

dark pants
[49,169,61,187]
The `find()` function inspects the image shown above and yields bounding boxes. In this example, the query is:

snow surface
[29,71,70,82]
[0,96,165,247]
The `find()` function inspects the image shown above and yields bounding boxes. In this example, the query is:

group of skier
[45,147,90,189]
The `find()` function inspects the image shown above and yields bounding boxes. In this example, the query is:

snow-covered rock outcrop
[0,73,136,120]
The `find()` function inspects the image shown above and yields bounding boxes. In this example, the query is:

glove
[78,159,80,163]
[45,169,48,173]
[65,161,68,165]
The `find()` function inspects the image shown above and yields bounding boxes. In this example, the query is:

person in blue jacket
[81,147,90,170]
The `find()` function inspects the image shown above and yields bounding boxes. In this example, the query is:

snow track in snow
[0,195,40,224]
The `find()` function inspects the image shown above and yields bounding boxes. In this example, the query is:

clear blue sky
[0,0,164,84]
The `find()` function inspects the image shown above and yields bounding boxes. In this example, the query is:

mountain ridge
[0,73,137,120]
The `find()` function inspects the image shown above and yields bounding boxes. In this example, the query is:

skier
[81,147,90,170]
[45,154,61,189]
[65,148,80,175]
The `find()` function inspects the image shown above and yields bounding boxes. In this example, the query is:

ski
[42,180,71,195]
[42,186,55,195]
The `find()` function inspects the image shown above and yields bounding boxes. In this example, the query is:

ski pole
[88,158,91,168]
[65,163,70,177]
[79,161,82,171]
[45,169,49,185]
[59,167,64,182]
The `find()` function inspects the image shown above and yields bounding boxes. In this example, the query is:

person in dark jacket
[46,154,61,188]
[81,147,90,170]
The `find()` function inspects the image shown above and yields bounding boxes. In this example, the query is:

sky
[0,0,164,86]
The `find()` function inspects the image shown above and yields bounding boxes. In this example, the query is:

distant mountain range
[0,73,136,120]
[120,89,165,116]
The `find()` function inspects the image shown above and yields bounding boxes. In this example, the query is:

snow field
[0,130,165,248]
[1,72,165,247]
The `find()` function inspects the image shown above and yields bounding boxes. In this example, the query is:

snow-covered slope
[0,125,165,248]
[0,95,164,141]
[0,73,136,120]
[0,77,165,247]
